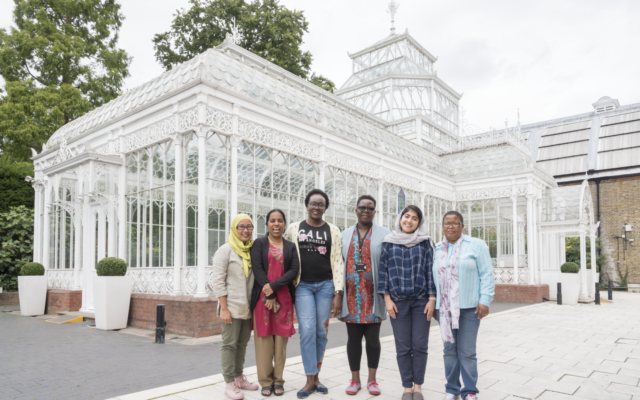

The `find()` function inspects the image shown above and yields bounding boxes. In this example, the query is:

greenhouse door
[81,203,108,312]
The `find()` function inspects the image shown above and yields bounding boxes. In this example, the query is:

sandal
[261,386,273,397]
[274,385,285,396]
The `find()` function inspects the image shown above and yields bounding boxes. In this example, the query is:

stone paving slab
[108,292,640,400]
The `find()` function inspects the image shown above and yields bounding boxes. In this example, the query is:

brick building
[523,96,640,285]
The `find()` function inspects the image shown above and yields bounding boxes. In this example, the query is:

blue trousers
[390,298,431,388]
[294,280,335,375]
[436,308,481,398]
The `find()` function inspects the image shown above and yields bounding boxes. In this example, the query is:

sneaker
[464,395,478,400]
[443,395,461,400]
[367,381,381,395]
[235,374,259,391]
[345,380,361,395]
[225,381,244,400]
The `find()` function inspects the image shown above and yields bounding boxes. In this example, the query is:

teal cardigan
[338,223,391,321]
[433,235,495,309]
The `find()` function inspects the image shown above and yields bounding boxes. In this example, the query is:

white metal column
[72,179,83,290]
[526,194,535,284]
[195,127,208,298]
[579,227,589,301]
[590,222,599,297]
[42,188,51,270]
[511,195,519,284]
[172,134,183,296]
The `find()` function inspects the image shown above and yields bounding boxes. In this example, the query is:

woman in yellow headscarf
[212,214,260,399]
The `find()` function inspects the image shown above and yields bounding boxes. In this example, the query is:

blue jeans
[390,298,431,388]
[436,308,481,398]
[295,280,335,375]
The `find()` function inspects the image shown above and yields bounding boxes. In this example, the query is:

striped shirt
[377,241,436,301]
[433,235,495,309]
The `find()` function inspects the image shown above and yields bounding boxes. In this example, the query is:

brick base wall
[128,294,221,338]
[0,292,19,305]
[45,290,82,314]
[494,284,549,303]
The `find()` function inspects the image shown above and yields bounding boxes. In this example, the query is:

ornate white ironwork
[386,1,400,34]
[493,267,529,284]
[123,118,176,153]
[47,270,74,290]
[128,267,174,295]
[180,109,199,131]
[238,119,320,160]
[180,268,214,295]
[456,185,522,202]
[326,149,378,178]
[226,17,243,45]
[206,108,233,133]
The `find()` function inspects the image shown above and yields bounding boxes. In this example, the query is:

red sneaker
[367,381,381,395]
[345,380,361,395]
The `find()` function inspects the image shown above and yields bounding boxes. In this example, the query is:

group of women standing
[212,189,495,400]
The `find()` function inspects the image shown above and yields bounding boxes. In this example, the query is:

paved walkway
[109,292,640,400]
[0,302,524,400]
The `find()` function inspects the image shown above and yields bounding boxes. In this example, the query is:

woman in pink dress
[250,209,299,397]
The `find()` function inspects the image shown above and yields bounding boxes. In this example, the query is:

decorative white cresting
[387,1,400,34]
[237,119,320,160]
[180,109,199,131]
[326,149,378,178]
[383,169,421,192]
[127,268,174,295]
[456,185,526,202]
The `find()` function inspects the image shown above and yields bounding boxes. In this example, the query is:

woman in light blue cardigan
[433,211,495,400]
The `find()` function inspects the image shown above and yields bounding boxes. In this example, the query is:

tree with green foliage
[308,73,336,93]
[153,0,335,91]
[0,155,34,213]
[0,206,34,291]
[0,0,131,161]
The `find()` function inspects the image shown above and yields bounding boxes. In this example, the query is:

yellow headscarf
[227,214,254,277]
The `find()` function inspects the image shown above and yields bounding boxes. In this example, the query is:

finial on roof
[387,1,400,35]
[226,17,243,45]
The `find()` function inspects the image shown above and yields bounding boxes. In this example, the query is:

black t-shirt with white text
[298,221,333,282]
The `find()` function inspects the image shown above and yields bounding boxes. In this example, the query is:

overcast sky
[2,0,639,131]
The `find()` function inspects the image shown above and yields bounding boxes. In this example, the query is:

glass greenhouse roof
[541,185,582,222]
[442,144,530,181]
[340,57,431,90]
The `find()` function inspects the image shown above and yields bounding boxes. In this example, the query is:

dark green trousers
[221,318,252,383]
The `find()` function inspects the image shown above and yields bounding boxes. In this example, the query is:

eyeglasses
[443,222,462,227]
[236,225,254,231]
[357,206,376,213]
[308,202,326,209]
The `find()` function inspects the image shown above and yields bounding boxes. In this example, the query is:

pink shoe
[345,380,361,395]
[225,381,244,399]
[465,395,478,400]
[367,381,381,395]
[235,374,259,391]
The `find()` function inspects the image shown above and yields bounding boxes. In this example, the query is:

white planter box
[93,275,132,330]
[559,273,580,305]
[18,276,47,316]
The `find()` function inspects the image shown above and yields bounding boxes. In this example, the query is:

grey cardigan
[212,243,255,320]
[337,223,391,321]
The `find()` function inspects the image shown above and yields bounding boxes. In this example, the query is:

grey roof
[481,100,640,182]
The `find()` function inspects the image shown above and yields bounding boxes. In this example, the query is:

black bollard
[608,280,613,301]
[155,304,167,344]
[595,283,600,305]
[557,282,562,305]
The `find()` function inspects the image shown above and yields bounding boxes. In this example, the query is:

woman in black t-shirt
[283,189,344,399]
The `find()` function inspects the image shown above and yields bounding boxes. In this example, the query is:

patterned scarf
[438,235,463,343]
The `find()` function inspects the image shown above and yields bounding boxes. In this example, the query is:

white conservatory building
[28,27,599,330]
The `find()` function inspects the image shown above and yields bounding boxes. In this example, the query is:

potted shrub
[18,262,47,316]
[559,262,580,305]
[93,257,132,330]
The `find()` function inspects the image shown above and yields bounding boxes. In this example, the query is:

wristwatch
[335,290,343,296]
